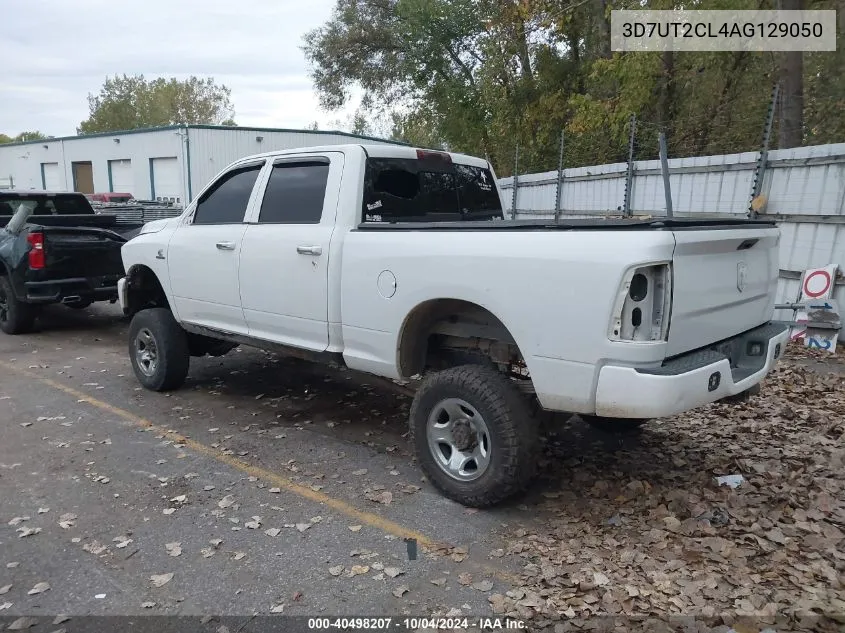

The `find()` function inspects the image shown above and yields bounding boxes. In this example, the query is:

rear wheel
[581,415,647,435]
[129,308,190,391]
[410,365,539,507]
[0,277,37,335]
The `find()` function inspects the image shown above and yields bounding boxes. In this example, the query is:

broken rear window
[362,157,503,223]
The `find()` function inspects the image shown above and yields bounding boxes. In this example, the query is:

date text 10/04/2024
[307,618,527,630]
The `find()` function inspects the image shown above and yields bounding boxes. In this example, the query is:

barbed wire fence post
[749,82,780,218]
[658,130,673,218]
[554,129,565,222]
[623,114,637,217]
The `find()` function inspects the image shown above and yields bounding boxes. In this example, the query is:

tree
[78,74,236,134]
[304,0,844,175]
[0,131,48,144]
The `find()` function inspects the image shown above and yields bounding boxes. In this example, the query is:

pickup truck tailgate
[41,226,126,277]
[667,226,779,356]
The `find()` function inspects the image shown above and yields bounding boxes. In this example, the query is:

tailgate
[667,226,779,356]
[41,227,126,278]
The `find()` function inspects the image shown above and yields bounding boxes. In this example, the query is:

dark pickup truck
[0,191,139,334]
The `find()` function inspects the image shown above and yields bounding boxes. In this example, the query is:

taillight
[27,232,45,269]
[609,263,672,342]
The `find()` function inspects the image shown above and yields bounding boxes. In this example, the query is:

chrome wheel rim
[134,328,158,376]
[426,398,491,482]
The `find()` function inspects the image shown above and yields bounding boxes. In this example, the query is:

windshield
[362,157,503,223]
[0,194,95,216]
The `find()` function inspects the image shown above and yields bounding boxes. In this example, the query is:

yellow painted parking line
[0,359,438,548]
[1,360,524,585]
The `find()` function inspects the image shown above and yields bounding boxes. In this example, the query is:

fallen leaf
[165,542,182,557]
[28,582,50,595]
[349,565,370,576]
[8,517,28,526]
[150,573,173,588]
[384,567,404,578]
[473,580,494,592]
[265,528,281,537]
[296,523,312,532]
[245,517,262,529]
[458,573,473,586]
[94,593,106,599]
[38,508,49,514]
[364,490,393,505]
[269,488,281,494]
[58,513,77,529]
[270,604,285,613]
[53,617,70,625]
[209,539,223,548]
[83,541,107,555]
[593,572,610,587]
[352,469,368,476]
[0,585,11,595]
[329,565,344,576]
[0,602,12,611]
[162,508,176,515]
[200,548,214,558]
[233,552,246,561]
[348,525,362,532]
[8,617,39,630]
[113,537,133,549]
[170,495,187,503]
[218,495,236,509]
[141,601,156,608]
[431,577,448,587]
[392,585,409,598]
[17,526,41,538]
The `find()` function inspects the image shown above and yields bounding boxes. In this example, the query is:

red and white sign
[790,265,840,353]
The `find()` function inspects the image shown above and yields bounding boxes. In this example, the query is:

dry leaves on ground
[490,346,845,632]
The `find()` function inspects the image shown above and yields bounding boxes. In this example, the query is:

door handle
[296,245,323,256]
[216,241,236,251]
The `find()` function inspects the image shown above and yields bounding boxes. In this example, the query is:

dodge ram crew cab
[117,144,789,507]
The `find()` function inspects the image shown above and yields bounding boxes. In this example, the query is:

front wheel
[410,365,539,508]
[0,277,37,335]
[128,308,190,391]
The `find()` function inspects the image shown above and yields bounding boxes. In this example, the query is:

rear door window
[362,157,502,223]
[258,160,330,224]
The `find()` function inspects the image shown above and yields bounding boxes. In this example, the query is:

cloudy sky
[0,0,358,137]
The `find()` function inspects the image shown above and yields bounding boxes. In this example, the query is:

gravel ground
[0,304,842,632]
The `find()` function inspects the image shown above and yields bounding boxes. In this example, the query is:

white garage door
[151,157,181,203]
[109,159,134,194]
[42,163,62,190]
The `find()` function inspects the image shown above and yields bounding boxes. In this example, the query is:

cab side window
[258,160,330,224]
[193,164,262,225]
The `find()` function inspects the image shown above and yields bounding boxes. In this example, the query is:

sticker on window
[367,200,383,211]
[365,214,383,222]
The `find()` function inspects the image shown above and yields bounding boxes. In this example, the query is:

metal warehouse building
[0,125,404,204]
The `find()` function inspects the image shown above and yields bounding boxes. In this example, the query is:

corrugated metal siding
[0,129,184,199]
[500,143,845,341]
[186,128,398,201]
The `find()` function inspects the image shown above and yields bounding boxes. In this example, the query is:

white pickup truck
[118,144,789,507]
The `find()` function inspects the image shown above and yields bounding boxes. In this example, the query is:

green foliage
[78,74,236,134]
[0,131,48,144]
[305,0,843,176]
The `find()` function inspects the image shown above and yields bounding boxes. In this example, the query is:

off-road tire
[581,415,647,435]
[410,365,539,507]
[0,276,37,335]
[128,308,190,391]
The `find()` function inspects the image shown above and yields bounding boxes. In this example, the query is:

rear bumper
[594,322,790,419]
[25,276,122,304]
